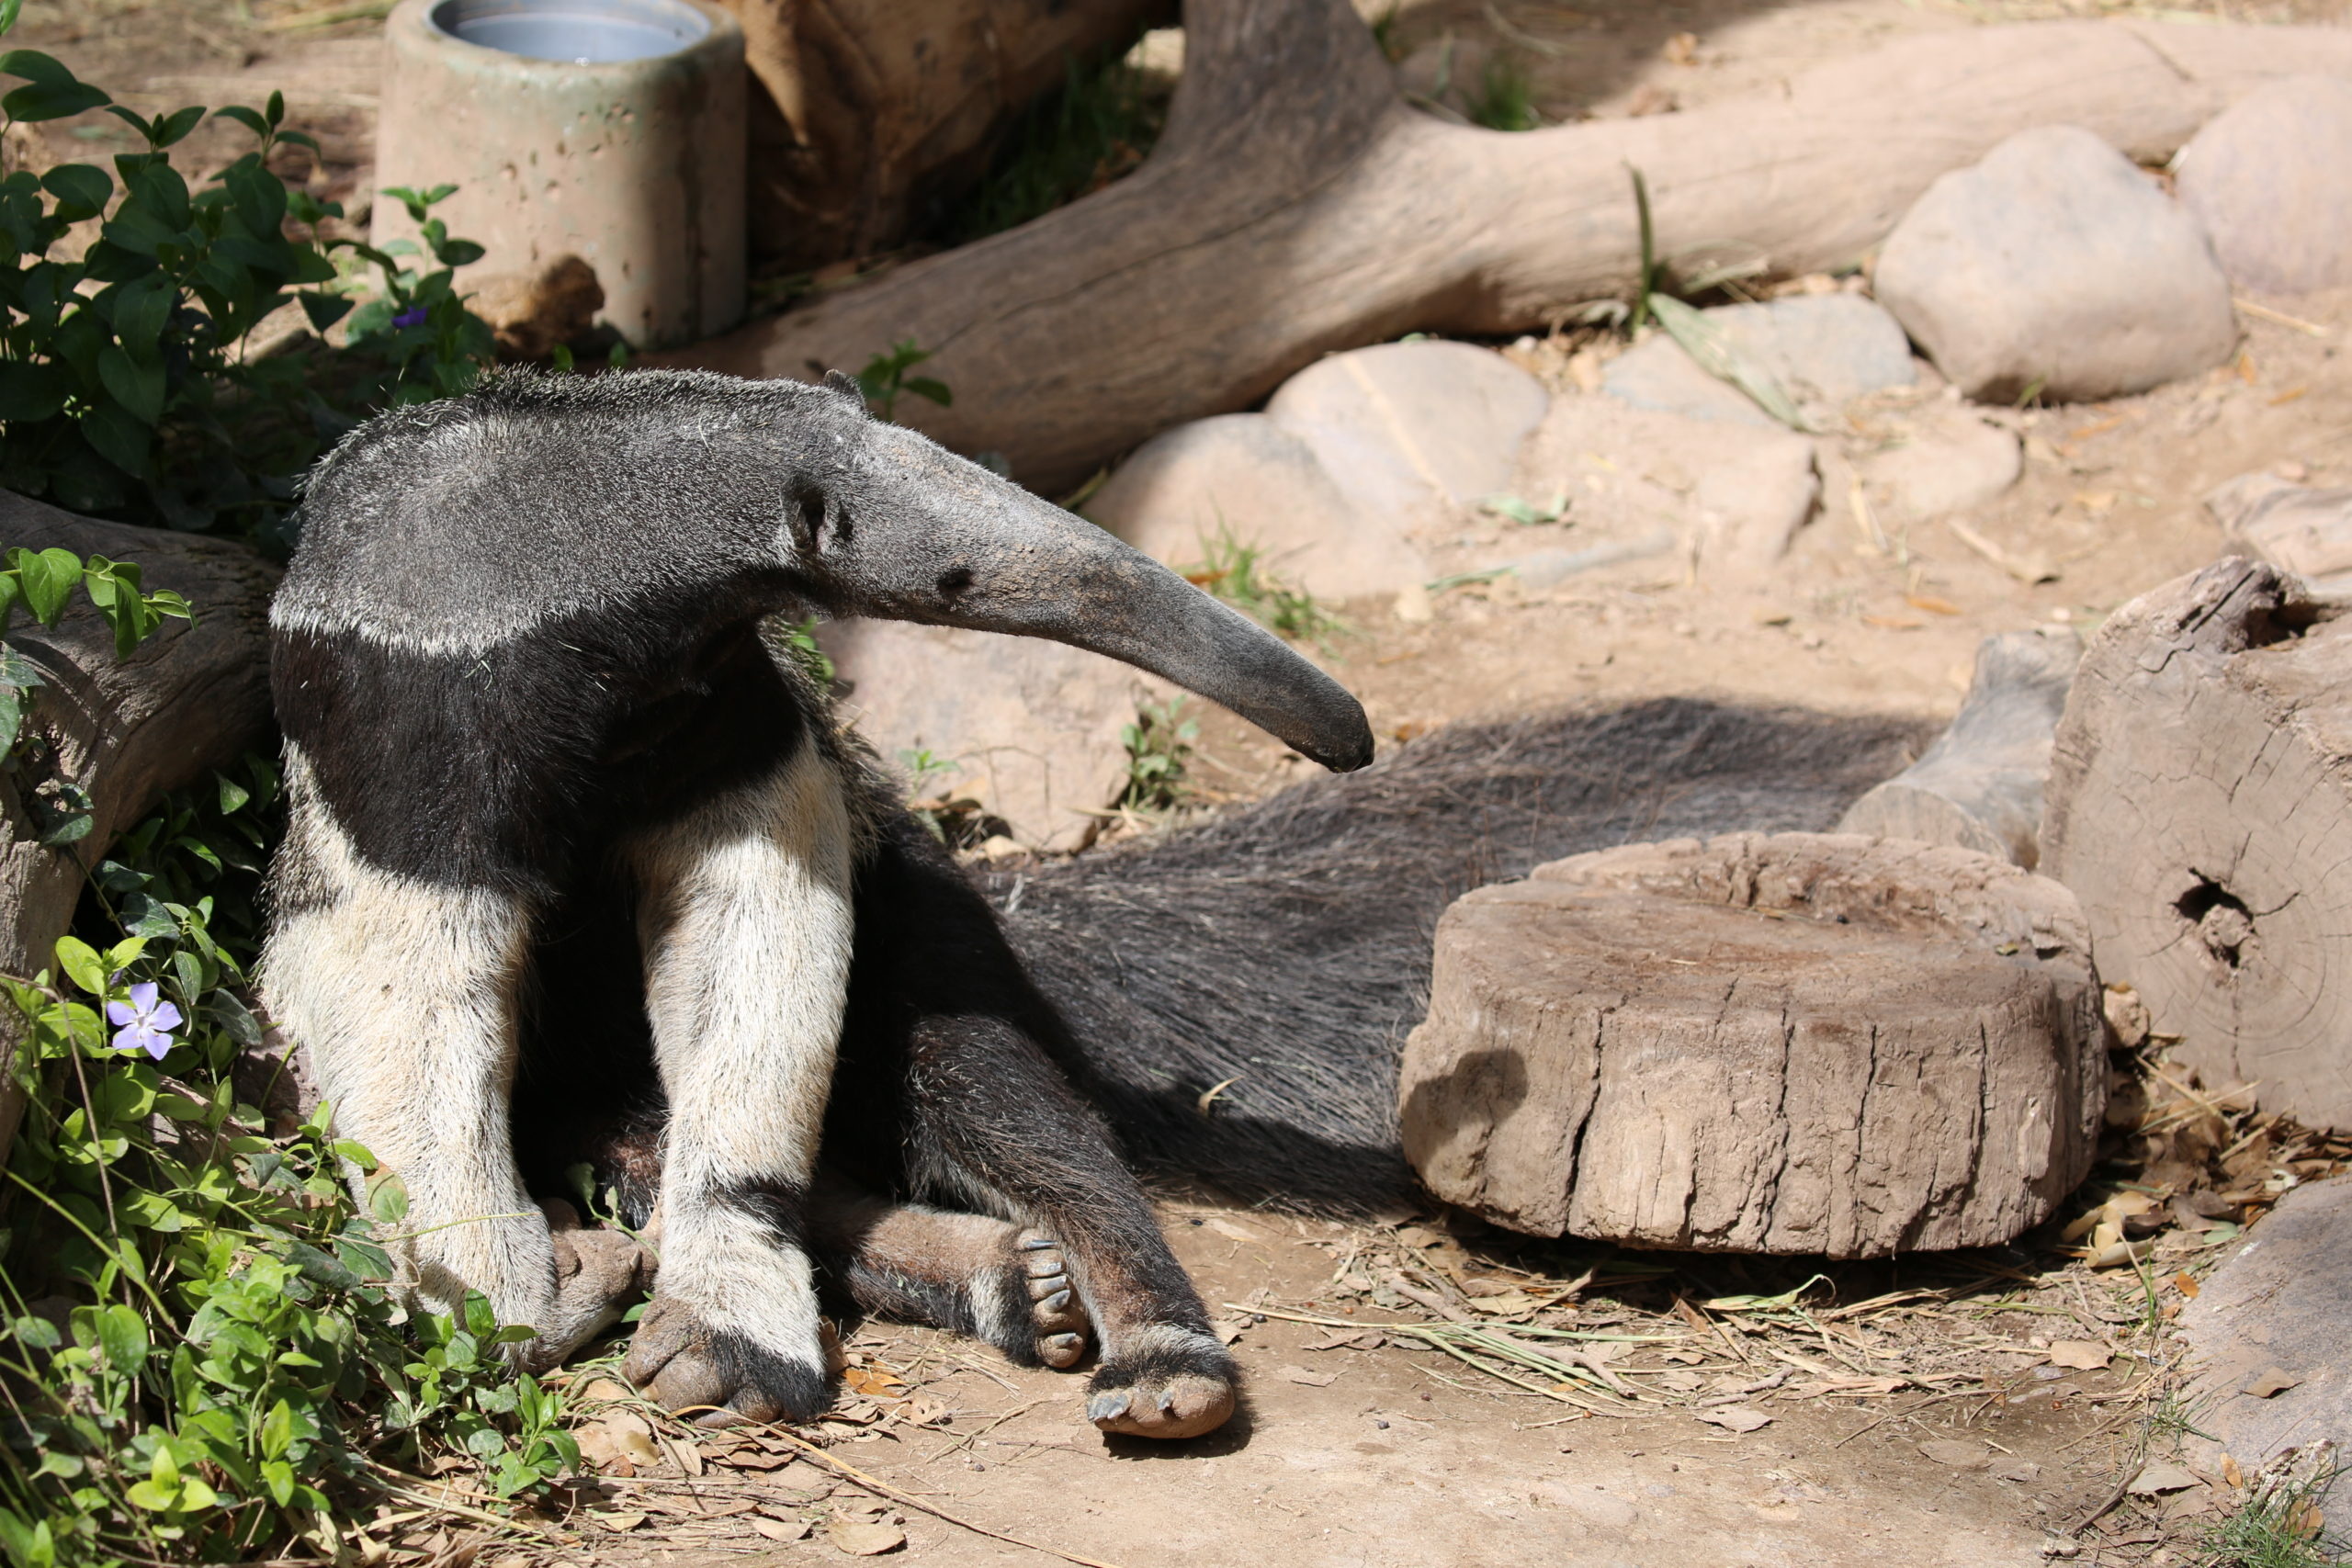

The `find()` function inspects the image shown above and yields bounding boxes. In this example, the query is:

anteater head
[779,370,1374,774]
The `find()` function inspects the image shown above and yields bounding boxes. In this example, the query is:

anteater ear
[821,369,869,413]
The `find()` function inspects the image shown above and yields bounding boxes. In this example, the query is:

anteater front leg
[619,745,855,1425]
[263,769,638,1368]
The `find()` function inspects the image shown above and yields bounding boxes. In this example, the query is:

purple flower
[107,982,183,1061]
[390,305,428,330]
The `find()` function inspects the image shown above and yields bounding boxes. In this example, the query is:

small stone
[1874,126,2237,403]
[2177,76,2352,296]
[1859,408,2021,520]
[2103,984,2151,1050]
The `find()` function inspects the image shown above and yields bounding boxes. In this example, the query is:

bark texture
[714,0,1170,271]
[0,493,280,1159]
[1838,628,2079,869]
[2043,558,2352,1131]
[1399,832,2104,1258]
[664,10,2352,495]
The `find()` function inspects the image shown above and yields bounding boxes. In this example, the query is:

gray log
[1399,832,2104,1258]
[0,493,279,1162]
[1837,628,2079,869]
[2043,557,2352,1132]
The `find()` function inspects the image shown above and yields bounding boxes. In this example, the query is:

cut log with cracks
[1399,832,2104,1258]
[664,8,2352,495]
[1838,628,2079,869]
[2043,558,2352,1132]
[0,493,280,1162]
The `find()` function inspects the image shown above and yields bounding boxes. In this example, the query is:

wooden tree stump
[1399,832,2104,1257]
[2043,558,2352,1131]
[1838,628,2079,869]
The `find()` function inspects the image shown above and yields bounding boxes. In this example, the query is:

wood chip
[590,1512,645,1533]
[2046,1340,2112,1371]
[1277,1365,1339,1387]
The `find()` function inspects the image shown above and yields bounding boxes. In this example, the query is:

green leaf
[223,157,287,235]
[78,396,151,476]
[96,1303,147,1373]
[209,104,267,138]
[97,344,164,424]
[2,78,109,123]
[0,2,25,35]
[266,88,284,127]
[0,357,66,422]
[0,49,75,85]
[298,289,352,333]
[150,104,204,149]
[40,162,111,215]
[52,934,103,995]
[14,546,79,624]
[435,238,485,267]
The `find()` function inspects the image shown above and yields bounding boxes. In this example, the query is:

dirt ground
[15,0,2352,1562]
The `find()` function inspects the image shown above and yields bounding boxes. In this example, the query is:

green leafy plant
[2196,1453,2346,1568]
[1118,696,1195,813]
[854,338,951,424]
[769,615,835,693]
[1627,163,1663,333]
[0,36,495,548]
[1182,524,1340,644]
[1368,6,1408,63]
[1465,55,1542,132]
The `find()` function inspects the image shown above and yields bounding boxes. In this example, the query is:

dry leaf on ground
[751,1518,810,1543]
[1694,1407,1771,1433]
[2046,1340,2112,1371]
[1278,1365,1339,1387]
[2243,1368,2301,1398]
[828,1518,907,1555]
[2128,1463,2203,1495]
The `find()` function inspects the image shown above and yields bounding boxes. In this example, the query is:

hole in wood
[2177,878,2256,970]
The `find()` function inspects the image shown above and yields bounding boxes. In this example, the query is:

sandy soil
[14,0,2352,1562]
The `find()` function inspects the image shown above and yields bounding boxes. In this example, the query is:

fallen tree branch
[665,6,2352,494]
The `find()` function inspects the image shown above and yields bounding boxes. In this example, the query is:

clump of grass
[2198,1450,2346,1568]
[1183,525,1341,644]
[944,50,1167,245]
[1119,698,1196,813]
[1465,54,1542,131]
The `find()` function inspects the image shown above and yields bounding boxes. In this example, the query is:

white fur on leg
[260,748,602,1362]
[626,743,855,1374]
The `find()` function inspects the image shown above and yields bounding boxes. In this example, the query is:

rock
[2203,471,2352,596]
[1858,405,2022,520]
[1085,413,1430,602]
[820,620,1164,852]
[2181,1176,2352,1464]
[1604,296,1914,430]
[2176,76,2352,296]
[1265,341,1549,530]
[1873,125,2238,403]
[1398,832,2105,1256]
[466,254,606,361]
[1603,333,1783,429]
[1514,395,1819,575]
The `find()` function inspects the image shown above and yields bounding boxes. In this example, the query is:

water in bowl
[431,0,707,63]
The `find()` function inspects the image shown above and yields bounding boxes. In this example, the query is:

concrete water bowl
[374,0,744,351]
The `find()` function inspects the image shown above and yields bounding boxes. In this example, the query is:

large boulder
[1265,340,1549,530]
[820,620,1163,853]
[1085,414,1430,602]
[1399,832,2105,1257]
[1090,340,1545,605]
[1873,125,2238,403]
[2176,76,2352,297]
